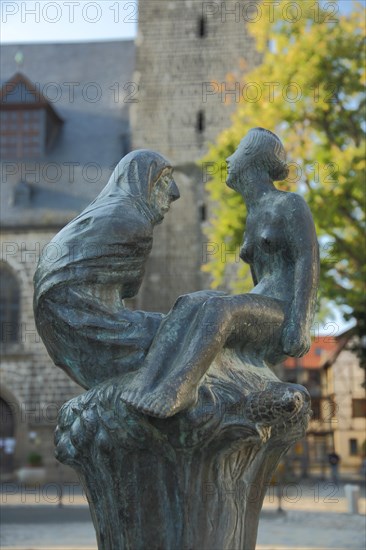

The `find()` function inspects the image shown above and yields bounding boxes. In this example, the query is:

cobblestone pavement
[257,510,365,549]
[1,511,365,549]
[1,480,365,549]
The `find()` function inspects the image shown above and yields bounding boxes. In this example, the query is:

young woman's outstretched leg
[120,293,286,418]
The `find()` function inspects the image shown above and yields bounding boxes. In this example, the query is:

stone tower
[131,0,261,312]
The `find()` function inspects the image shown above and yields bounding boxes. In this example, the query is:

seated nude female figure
[120,128,319,418]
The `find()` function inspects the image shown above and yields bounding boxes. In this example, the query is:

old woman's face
[150,168,180,220]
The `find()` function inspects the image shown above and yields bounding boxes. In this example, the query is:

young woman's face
[150,169,180,219]
[226,132,287,188]
[226,137,251,189]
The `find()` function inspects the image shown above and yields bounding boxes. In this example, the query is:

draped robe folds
[33,198,164,389]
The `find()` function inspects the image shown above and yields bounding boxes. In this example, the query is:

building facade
[282,332,366,478]
[322,338,366,473]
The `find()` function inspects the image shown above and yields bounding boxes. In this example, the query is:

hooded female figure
[34,150,180,389]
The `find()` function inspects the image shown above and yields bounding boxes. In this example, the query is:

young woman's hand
[281,322,311,357]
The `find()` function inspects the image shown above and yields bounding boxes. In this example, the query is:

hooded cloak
[34,150,172,304]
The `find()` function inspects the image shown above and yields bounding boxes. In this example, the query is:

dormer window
[0,109,44,158]
[0,73,63,160]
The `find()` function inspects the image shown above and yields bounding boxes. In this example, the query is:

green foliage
[202,0,366,330]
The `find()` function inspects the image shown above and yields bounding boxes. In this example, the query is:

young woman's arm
[281,194,319,357]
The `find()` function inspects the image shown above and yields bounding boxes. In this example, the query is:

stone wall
[1,229,82,480]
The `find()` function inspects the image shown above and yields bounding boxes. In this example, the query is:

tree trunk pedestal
[55,350,310,550]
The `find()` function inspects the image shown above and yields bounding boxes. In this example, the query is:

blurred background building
[281,330,366,478]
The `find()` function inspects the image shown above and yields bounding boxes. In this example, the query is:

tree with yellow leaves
[202,0,365,350]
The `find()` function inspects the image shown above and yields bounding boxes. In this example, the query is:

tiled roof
[284,330,353,370]
[0,41,135,227]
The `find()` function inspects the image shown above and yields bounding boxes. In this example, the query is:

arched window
[0,263,20,343]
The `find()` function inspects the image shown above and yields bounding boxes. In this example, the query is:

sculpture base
[55,349,310,550]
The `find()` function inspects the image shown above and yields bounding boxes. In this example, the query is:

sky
[0,0,360,44]
[1,0,137,43]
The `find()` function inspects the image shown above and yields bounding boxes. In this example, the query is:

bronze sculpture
[34,129,319,550]
[34,150,180,389]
